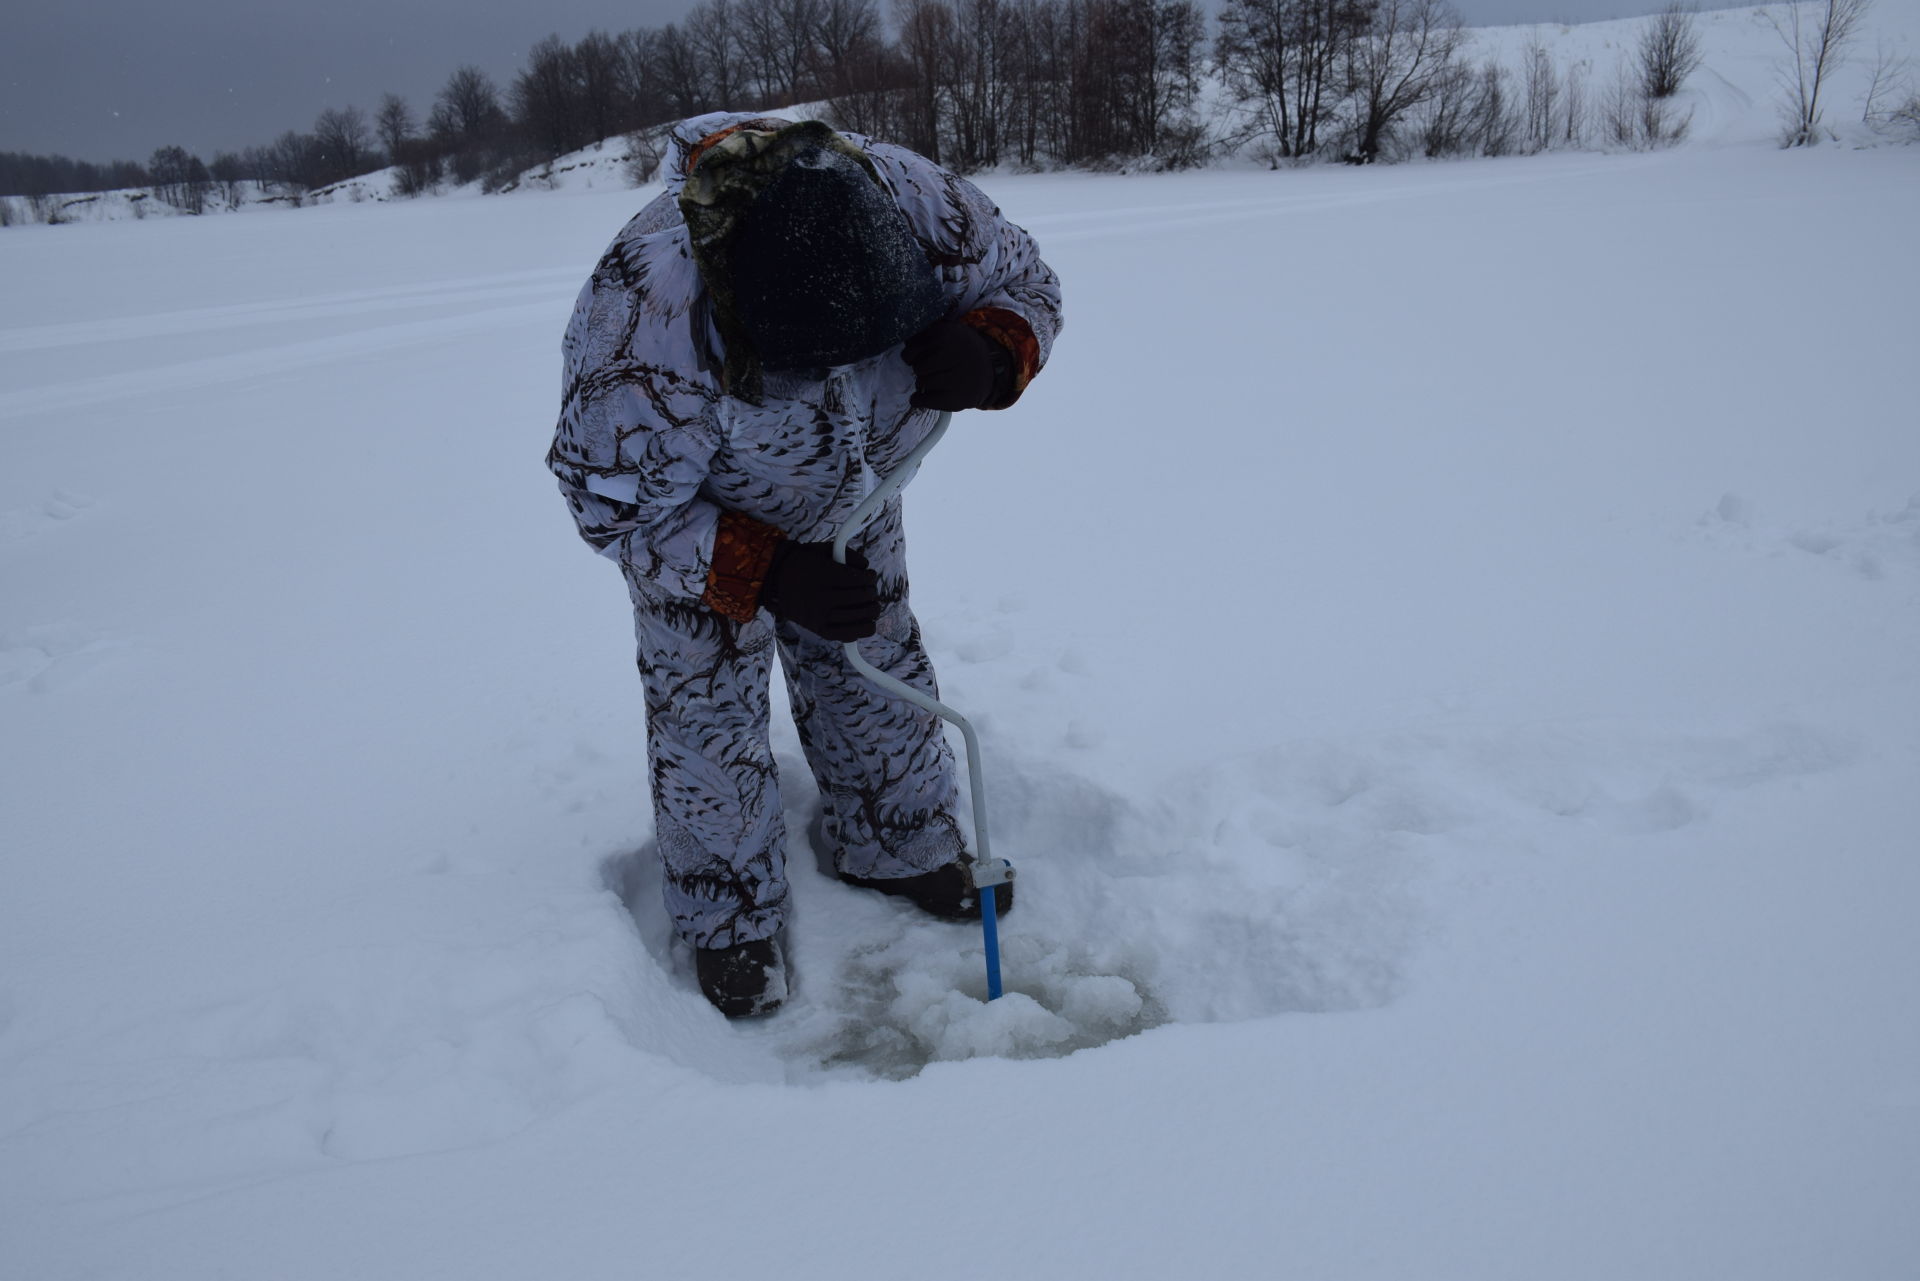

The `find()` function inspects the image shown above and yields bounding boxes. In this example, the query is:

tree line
[8,0,1898,214]
[0,153,150,199]
[3,0,1213,207]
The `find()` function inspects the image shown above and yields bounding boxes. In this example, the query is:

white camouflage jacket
[548,112,1062,622]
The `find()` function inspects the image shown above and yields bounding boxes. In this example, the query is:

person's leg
[776,497,966,879]
[630,592,788,949]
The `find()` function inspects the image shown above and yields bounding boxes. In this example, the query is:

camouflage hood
[672,117,945,405]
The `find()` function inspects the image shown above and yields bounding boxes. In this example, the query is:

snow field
[4,20,1920,1276]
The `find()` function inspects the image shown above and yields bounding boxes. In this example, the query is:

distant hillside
[3,1,1912,231]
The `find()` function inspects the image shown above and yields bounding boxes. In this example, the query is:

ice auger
[832,410,1014,999]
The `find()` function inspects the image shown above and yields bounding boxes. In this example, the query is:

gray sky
[4,0,1660,164]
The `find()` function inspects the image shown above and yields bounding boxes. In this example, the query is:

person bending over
[547,113,1062,1016]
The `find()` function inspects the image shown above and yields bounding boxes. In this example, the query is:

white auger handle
[830,411,999,871]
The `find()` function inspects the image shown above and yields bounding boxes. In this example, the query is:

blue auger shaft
[831,411,1009,1001]
[980,882,1004,1000]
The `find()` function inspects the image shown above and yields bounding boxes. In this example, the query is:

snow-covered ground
[4,11,1919,1276]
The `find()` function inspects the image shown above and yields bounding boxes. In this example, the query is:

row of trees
[420,0,1211,180]
[491,0,1708,170]
[7,0,1907,212]
[1213,0,1709,164]
[0,145,223,215]
[0,153,149,199]
[0,0,1684,208]
[0,123,390,209]
[831,0,1208,170]
[219,0,1214,199]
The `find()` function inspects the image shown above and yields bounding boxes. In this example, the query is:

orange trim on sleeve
[960,307,1041,409]
[703,510,784,623]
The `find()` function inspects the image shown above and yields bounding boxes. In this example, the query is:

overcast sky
[4,0,1662,164]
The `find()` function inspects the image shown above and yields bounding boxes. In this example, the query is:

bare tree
[824,31,915,143]
[265,130,324,195]
[1415,56,1522,157]
[1523,37,1560,152]
[235,145,275,189]
[575,31,631,140]
[1216,0,1362,161]
[685,0,751,112]
[149,145,211,213]
[1475,60,1520,155]
[1563,57,1589,146]
[996,0,1053,165]
[1601,59,1689,148]
[376,94,416,162]
[614,29,677,128]
[737,0,826,104]
[28,193,68,225]
[432,66,510,143]
[1412,56,1471,155]
[1770,0,1871,146]
[1893,91,1920,137]
[516,36,589,158]
[648,24,702,119]
[1637,3,1702,100]
[431,66,513,183]
[1860,41,1917,136]
[944,0,1006,169]
[312,106,374,184]
[1121,0,1208,163]
[208,151,247,207]
[1214,0,1287,159]
[812,0,885,99]
[621,123,673,185]
[895,0,956,161]
[1599,63,1637,145]
[1638,79,1691,143]
[390,140,444,196]
[1344,0,1466,161]
[788,0,1194,170]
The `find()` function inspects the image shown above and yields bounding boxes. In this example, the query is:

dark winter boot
[810,813,1013,921]
[840,858,1014,921]
[694,937,787,1018]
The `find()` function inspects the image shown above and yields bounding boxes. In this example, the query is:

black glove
[761,541,881,641]
[903,316,1014,411]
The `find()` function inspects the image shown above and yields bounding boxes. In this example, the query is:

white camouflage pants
[628,498,965,948]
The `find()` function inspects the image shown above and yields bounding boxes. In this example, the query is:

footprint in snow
[0,622,122,694]
[0,488,96,545]
[1701,491,1920,582]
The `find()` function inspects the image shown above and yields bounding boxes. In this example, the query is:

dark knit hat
[679,121,945,402]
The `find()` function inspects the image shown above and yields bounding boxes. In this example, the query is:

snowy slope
[4,21,1919,1281]
[0,171,420,227]
[1463,0,1918,148]
[8,0,1918,231]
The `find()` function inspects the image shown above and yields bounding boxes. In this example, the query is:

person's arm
[549,243,774,618]
[547,371,743,606]
[867,142,1064,409]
